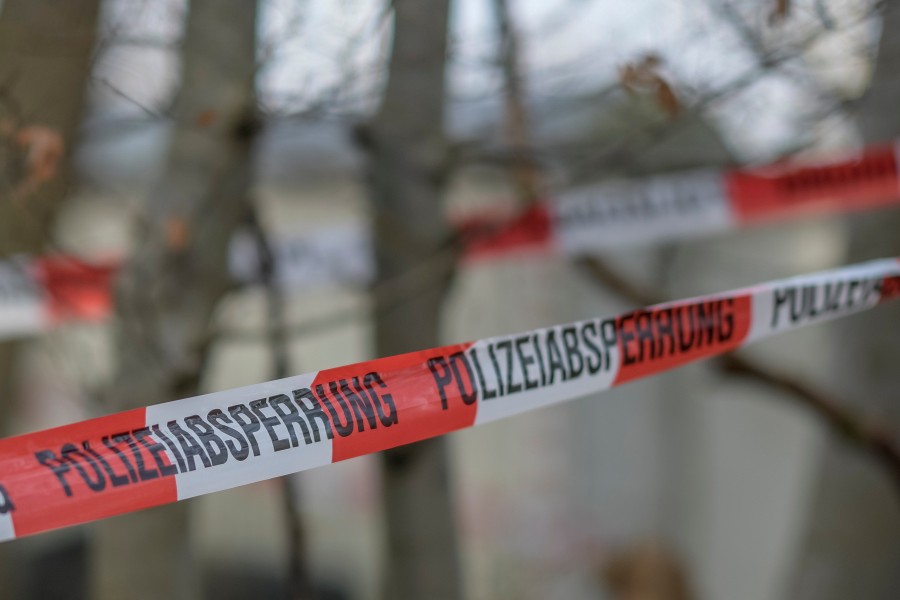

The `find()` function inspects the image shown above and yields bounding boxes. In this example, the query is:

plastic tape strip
[0,257,898,542]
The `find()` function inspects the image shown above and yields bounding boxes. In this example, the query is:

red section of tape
[727,144,900,223]
[881,273,900,304]
[0,408,178,537]
[614,295,752,385]
[318,342,477,462]
[33,257,116,324]
[460,204,554,260]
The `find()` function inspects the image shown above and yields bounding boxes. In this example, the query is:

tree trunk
[358,1,462,599]
[0,0,99,254]
[791,2,900,597]
[0,1,100,596]
[0,0,100,441]
[89,2,259,599]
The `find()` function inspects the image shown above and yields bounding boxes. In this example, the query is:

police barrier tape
[464,141,900,256]
[1,141,899,341]
[0,257,898,542]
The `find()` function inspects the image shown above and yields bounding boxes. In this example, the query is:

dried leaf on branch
[618,53,681,118]
[14,125,64,185]
[768,0,791,25]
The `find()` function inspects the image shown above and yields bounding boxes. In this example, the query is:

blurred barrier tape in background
[1,141,900,342]
[0,257,898,542]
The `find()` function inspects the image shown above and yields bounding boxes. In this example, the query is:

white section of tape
[552,171,735,254]
[229,224,374,288]
[472,319,621,425]
[145,371,331,501]
[0,301,46,342]
[0,512,14,542]
[746,258,900,343]
[0,261,47,341]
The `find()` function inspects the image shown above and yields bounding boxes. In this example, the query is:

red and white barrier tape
[0,256,116,339]
[0,257,897,542]
[1,141,899,341]
[464,141,900,256]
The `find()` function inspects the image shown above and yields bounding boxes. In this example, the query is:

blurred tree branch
[248,207,316,600]
[0,0,101,413]
[561,3,882,181]
[492,3,698,598]
[357,0,463,598]
[90,1,260,599]
[704,0,849,115]
[492,0,544,205]
[576,255,900,496]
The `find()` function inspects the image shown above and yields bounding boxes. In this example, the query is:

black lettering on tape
[545,330,567,384]
[364,372,400,425]
[487,344,505,396]
[599,319,618,369]
[719,299,735,341]
[824,281,844,311]
[515,335,540,389]
[676,308,695,352]
[250,399,290,452]
[580,323,604,376]
[269,394,311,448]
[208,409,250,460]
[803,286,819,318]
[430,353,479,409]
[134,427,178,477]
[561,326,584,379]
[82,440,129,487]
[468,348,497,400]
[428,356,454,410]
[342,378,378,432]
[35,450,72,497]
[653,309,675,359]
[847,280,859,308]
[448,354,477,405]
[772,279,881,328]
[103,435,139,483]
[151,425,187,473]
[772,287,790,328]
[228,404,263,456]
[167,421,211,471]
[317,382,354,438]
[61,443,105,492]
[293,388,333,442]
[618,315,636,365]
[184,416,229,466]
[532,333,547,386]
[497,340,520,395]
[123,430,159,481]
[635,311,654,360]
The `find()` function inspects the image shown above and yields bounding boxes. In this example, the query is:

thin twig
[248,209,316,600]
[492,0,543,204]
[493,5,700,595]
[563,4,882,180]
[719,354,900,492]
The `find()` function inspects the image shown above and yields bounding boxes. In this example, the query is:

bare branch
[247,208,315,600]
[576,255,900,496]
[492,0,544,204]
